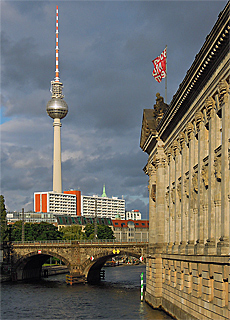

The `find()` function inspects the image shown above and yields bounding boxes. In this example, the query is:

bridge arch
[13,250,71,281]
[11,241,147,283]
[81,250,144,284]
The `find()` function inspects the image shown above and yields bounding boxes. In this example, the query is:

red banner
[152,48,167,83]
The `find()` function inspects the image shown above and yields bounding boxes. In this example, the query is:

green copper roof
[101,184,107,197]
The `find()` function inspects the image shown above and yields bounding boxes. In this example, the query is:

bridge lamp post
[21,208,25,242]
[94,199,97,241]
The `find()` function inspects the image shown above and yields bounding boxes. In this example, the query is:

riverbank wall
[145,254,229,320]
[0,265,69,282]
[42,265,69,277]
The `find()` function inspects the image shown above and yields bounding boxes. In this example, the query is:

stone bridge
[10,240,148,283]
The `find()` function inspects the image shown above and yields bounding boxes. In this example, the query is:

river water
[1,265,173,319]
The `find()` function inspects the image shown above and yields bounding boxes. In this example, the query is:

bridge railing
[12,240,148,245]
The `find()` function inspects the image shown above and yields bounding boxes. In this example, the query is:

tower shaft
[53,118,62,193]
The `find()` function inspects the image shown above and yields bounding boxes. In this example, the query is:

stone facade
[140,3,229,320]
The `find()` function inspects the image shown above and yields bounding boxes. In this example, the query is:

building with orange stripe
[34,190,81,216]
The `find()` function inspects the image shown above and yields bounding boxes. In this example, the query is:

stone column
[146,162,156,247]
[172,140,180,253]
[179,132,186,254]
[155,138,166,253]
[170,155,176,247]
[217,80,229,254]
[194,111,205,254]
[205,97,216,254]
[167,148,173,253]
[186,122,195,254]
[164,158,170,246]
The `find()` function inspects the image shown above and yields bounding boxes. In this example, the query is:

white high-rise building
[34,191,77,215]
[81,185,125,220]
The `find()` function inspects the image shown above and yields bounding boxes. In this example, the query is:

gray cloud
[1,0,226,217]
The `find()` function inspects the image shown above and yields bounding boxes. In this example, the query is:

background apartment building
[112,220,149,242]
[125,210,142,220]
[81,194,125,220]
[34,191,80,215]
[34,186,125,219]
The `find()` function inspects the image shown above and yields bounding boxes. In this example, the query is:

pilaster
[172,140,180,253]
[153,139,167,253]
[178,132,187,254]
[166,148,174,253]
[204,97,216,254]
[146,162,156,246]
[217,80,229,254]
[194,111,205,254]
[186,122,195,254]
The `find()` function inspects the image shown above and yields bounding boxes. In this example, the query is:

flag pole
[165,45,167,104]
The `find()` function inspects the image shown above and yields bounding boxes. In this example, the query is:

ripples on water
[1,265,173,320]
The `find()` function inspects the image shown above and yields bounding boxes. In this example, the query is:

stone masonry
[140,3,229,320]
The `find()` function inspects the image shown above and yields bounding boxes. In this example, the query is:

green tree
[84,224,114,240]
[11,221,22,241]
[84,224,94,238]
[60,225,86,240]
[97,225,114,239]
[0,195,7,242]
[11,222,63,241]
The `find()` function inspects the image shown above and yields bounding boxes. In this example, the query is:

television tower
[46,6,68,193]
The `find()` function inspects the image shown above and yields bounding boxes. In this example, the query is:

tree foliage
[84,224,114,240]
[10,222,63,241]
[84,224,95,239]
[0,195,7,242]
[59,225,86,240]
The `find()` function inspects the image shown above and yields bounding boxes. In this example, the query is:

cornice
[141,132,158,154]
[157,2,229,142]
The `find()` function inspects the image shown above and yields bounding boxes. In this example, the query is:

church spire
[101,184,107,197]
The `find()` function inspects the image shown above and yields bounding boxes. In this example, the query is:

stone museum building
[140,3,229,320]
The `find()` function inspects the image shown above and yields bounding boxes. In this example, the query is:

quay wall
[145,255,229,320]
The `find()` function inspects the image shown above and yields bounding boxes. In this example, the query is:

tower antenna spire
[55,5,60,82]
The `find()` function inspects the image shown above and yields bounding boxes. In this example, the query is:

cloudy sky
[1,0,226,218]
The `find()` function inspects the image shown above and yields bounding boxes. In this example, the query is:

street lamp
[94,199,97,240]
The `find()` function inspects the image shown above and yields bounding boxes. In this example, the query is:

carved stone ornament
[201,165,208,187]
[172,140,179,157]
[179,132,186,149]
[155,156,166,169]
[214,155,221,181]
[205,96,215,119]
[195,111,204,132]
[166,147,173,162]
[151,184,156,202]
[146,162,155,177]
[177,182,182,201]
[185,122,194,141]
[218,79,229,106]
[192,172,198,193]
[152,93,168,124]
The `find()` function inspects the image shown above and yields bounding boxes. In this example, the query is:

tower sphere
[46,98,68,119]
